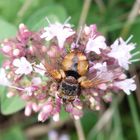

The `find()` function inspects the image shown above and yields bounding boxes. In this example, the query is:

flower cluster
[0,20,138,122]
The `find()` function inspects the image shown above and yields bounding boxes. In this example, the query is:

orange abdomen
[62,51,88,76]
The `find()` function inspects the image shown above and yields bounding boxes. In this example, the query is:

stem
[128,95,140,140]
[9,85,25,91]
[120,0,140,37]
[16,0,33,23]
[87,95,124,140]
[74,119,85,140]
[88,106,114,140]
[113,106,124,140]
[25,118,71,138]
[94,0,106,14]
[77,0,92,32]
[18,0,33,18]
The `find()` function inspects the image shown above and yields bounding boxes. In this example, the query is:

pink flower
[24,87,34,96]
[85,36,107,54]
[18,23,32,44]
[24,103,32,116]
[52,113,60,122]
[38,111,49,122]
[13,57,33,75]
[84,24,99,37]
[42,103,53,113]
[72,107,83,120]
[41,23,75,48]
[32,77,42,85]
[108,37,135,70]
[114,78,136,95]
[1,44,12,53]
[93,62,107,71]
[0,21,137,122]
[97,83,107,90]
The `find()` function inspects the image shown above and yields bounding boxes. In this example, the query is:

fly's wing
[80,64,123,88]
[80,71,113,88]
[36,45,64,80]
[42,59,62,80]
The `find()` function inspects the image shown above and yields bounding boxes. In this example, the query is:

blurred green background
[0,0,140,140]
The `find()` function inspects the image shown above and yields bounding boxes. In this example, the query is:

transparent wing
[80,65,122,88]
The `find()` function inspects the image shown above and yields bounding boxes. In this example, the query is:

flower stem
[25,118,71,138]
[74,119,85,140]
[9,85,25,91]
[18,0,33,18]
[87,95,124,140]
[120,0,140,37]
[94,0,106,14]
[77,0,92,32]
[128,95,140,140]
[16,0,33,23]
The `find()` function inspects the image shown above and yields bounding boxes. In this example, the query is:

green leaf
[0,54,4,66]
[1,125,25,140]
[0,87,25,115]
[0,17,17,40]
[26,4,67,30]
[0,0,21,22]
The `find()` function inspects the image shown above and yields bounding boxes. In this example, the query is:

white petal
[32,77,42,85]
[15,68,22,74]
[13,57,32,75]
[24,105,32,116]
[41,22,74,48]
[21,57,28,64]
[114,78,136,95]
[108,37,136,70]
[57,36,65,48]
[85,36,107,54]
[13,59,21,67]
[94,62,107,71]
